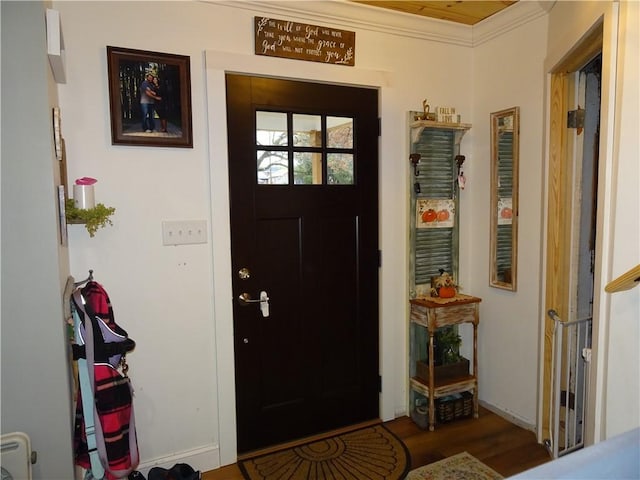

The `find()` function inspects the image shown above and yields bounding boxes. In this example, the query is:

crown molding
[207,0,548,48]
[472,1,549,46]
[211,0,473,47]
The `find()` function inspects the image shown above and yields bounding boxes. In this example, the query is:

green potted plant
[416,325,468,383]
[65,199,115,237]
[435,327,462,365]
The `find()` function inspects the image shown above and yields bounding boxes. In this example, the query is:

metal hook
[73,269,94,287]
[455,155,466,175]
[410,153,421,177]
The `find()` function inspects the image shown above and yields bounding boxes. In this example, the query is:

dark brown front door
[226,74,379,453]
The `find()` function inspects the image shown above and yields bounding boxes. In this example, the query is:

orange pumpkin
[437,209,450,222]
[438,286,456,298]
[421,209,437,223]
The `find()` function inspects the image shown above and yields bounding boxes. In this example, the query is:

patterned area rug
[239,425,409,479]
[406,452,503,480]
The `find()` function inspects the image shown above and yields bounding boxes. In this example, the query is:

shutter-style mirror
[490,107,519,291]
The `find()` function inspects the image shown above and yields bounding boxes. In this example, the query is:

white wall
[466,15,549,428]
[601,0,640,438]
[1,1,75,478]
[54,0,474,471]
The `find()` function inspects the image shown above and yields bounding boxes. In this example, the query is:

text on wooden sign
[254,17,355,66]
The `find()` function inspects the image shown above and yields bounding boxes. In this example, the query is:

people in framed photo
[107,46,193,148]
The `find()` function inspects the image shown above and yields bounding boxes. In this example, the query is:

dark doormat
[239,424,410,479]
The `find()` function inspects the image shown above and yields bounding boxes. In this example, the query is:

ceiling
[351,1,518,26]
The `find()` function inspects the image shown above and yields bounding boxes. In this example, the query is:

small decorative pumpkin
[438,286,457,298]
[430,269,458,298]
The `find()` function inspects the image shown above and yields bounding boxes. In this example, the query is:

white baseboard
[137,444,220,477]
[395,407,408,418]
[479,400,536,433]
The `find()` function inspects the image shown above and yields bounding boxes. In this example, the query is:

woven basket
[435,391,473,423]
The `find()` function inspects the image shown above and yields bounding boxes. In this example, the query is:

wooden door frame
[539,3,621,447]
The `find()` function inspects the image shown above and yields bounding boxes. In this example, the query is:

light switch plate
[162,220,207,245]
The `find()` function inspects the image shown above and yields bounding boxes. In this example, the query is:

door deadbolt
[238,267,251,280]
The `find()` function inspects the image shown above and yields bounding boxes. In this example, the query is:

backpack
[71,280,139,479]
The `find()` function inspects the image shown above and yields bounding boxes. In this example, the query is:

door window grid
[256,111,354,185]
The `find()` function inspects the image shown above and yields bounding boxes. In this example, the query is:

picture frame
[106,46,192,148]
[52,107,63,160]
[58,185,68,246]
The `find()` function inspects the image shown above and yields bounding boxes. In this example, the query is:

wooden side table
[409,294,481,430]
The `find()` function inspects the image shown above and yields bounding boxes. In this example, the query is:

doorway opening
[542,23,604,453]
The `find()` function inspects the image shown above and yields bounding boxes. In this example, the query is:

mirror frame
[490,107,519,291]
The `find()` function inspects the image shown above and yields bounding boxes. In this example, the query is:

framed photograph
[106,46,192,148]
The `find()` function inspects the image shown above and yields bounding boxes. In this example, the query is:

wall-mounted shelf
[64,200,115,237]
[410,120,472,145]
[605,264,640,293]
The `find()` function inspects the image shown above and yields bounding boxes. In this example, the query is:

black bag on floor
[148,463,200,480]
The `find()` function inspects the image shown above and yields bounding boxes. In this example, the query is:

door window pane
[256,111,288,146]
[257,150,288,184]
[293,114,322,147]
[255,112,355,186]
[327,153,354,184]
[327,117,353,148]
[294,151,322,185]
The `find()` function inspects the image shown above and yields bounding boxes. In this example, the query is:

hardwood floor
[202,407,552,479]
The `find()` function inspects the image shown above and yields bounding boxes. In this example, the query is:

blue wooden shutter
[412,128,457,286]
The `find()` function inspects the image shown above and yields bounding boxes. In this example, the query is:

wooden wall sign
[254,17,355,66]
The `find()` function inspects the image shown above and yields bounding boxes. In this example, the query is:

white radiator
[1,432,33,480]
